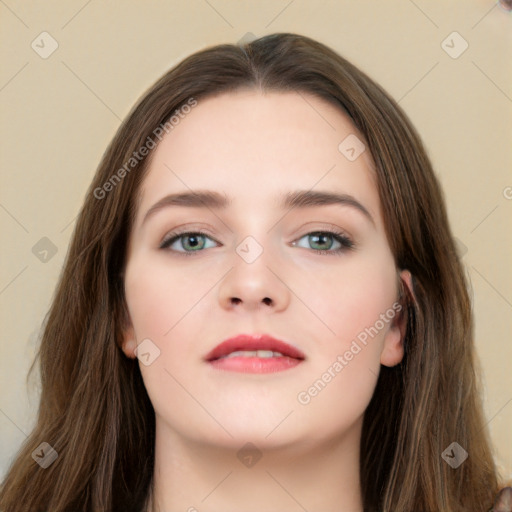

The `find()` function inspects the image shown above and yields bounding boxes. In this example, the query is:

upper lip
[204,334,306,361]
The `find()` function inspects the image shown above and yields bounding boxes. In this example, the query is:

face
[121,90,410,450]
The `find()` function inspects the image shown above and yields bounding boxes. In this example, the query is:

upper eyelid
[161,221,353,239]
[161,228,218,244]
[161,227,351,239]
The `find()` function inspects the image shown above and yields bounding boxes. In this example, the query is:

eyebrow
[142,189,374,225]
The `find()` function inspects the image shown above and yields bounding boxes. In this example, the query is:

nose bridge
[217,229,290,311]
[230,204,281,266]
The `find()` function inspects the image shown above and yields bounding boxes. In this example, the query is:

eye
[293,230,354,255]
[159,231,219,255]
[159,229,354,256]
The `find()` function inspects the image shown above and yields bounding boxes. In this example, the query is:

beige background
[1,0,511,482]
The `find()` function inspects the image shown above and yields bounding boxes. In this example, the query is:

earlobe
[380,269,414,367]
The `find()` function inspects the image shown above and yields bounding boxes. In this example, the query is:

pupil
[186,235,201,250]
[314,234,327,247]
[312,233,331,250]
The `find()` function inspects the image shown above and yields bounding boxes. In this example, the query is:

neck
[146,418,364,512]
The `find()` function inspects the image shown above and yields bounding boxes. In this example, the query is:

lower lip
[208,356,303,373]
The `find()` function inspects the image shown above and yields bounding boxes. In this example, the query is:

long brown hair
[0,32,503,511]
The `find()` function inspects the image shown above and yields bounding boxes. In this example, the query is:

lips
[204,334,305,374]
[205,334,305,361]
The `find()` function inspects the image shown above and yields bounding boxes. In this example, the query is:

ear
[119,303,137,359]
[380,269,414,367]
[121,333,138,359]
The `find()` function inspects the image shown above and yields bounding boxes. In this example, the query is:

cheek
[296,255,397,395]
[294,270,395,434]
[124,254,198,340]
[123,257,213,424]
[125,273,170,340]
[302,253,397,350]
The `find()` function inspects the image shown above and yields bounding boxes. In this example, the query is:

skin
[121,89,413,512]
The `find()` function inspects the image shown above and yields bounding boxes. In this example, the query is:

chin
[171,415,305,449]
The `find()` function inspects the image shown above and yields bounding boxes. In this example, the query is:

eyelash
[159,229,354,257]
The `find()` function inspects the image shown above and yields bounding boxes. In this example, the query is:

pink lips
[205,334,305,374]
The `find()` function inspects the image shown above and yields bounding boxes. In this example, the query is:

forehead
[135,90,381,227]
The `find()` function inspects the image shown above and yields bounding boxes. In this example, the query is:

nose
[217,243,291,313]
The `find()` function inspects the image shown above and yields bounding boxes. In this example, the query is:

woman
[0,32,510,512]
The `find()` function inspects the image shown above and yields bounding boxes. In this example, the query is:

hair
[0,32,505,512]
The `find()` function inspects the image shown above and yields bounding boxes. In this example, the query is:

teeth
[256,350,283,358]
[220,350,285,359]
